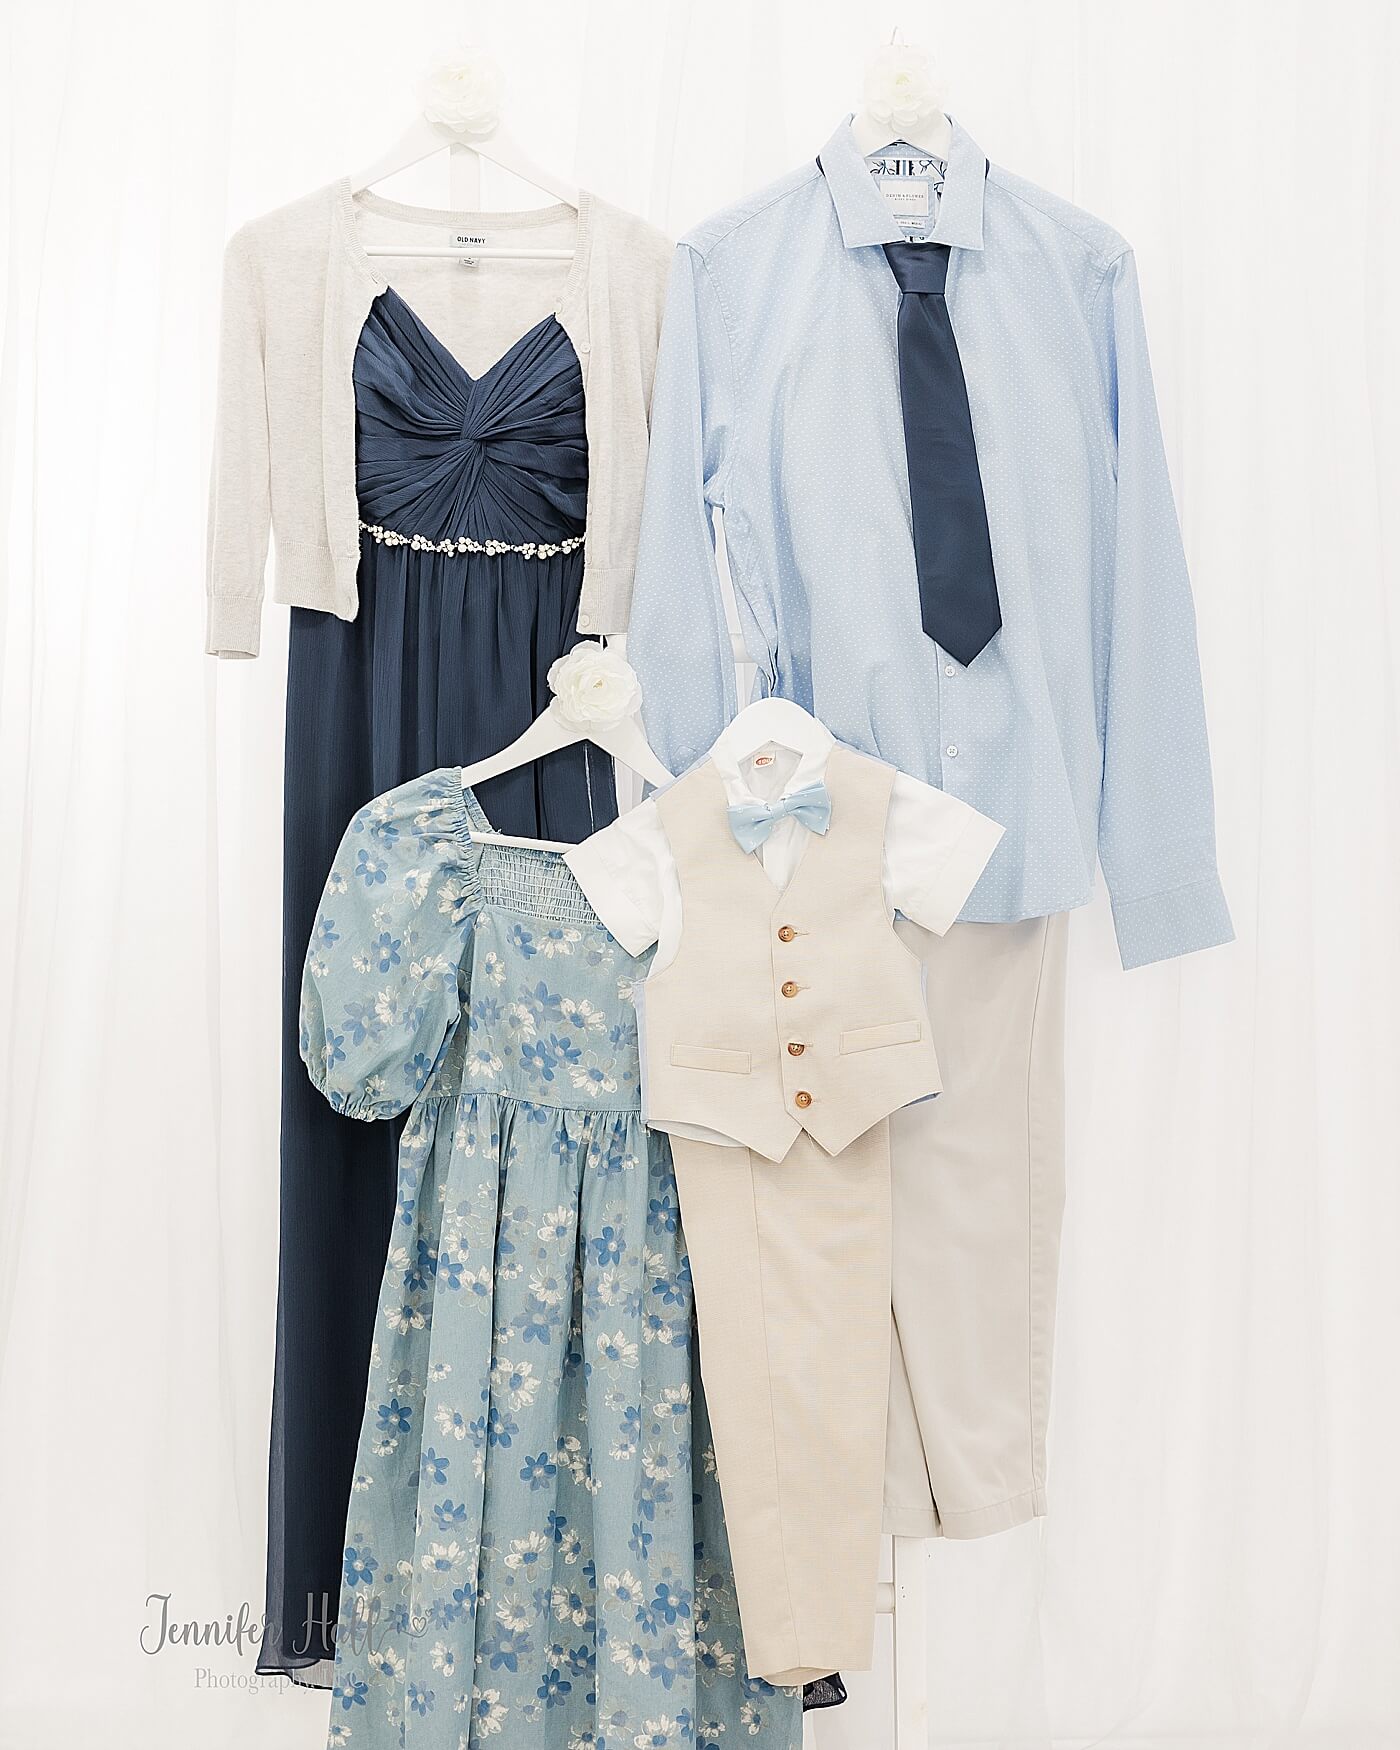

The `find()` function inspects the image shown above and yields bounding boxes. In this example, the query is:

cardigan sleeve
[205,225,271,659]
[575,214,674,637]
[618,245,740,774]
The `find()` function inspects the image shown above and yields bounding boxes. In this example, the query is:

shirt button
[794,1090,812,1109]
[578,613,592,629]
[946,744,958,758]
[781,980,799,999]
[944,664,956,677]
[777,924,796,943]
[787,1041,805,1056]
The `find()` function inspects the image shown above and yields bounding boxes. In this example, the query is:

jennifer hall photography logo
[141,1591,338,1690]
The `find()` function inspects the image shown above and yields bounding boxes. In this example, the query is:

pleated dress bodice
[343,286,610,843]
[354,288,587,547]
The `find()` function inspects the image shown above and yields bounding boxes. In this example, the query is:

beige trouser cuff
[882,1484,1047,1541]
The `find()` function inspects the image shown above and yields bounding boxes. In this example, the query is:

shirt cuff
[1111,874,1235,971]
[909,810,1006,936]
[206,594,262,659]
[563,837,656,956]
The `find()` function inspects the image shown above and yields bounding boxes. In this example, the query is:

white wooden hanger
[460,653,673,852]
[716,696,827,765]
[350,48,579,262]
[850,29,953,161]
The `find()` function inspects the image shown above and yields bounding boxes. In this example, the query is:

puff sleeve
[299,773,479,1119]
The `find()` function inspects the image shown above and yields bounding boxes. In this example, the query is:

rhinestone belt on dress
[359,519,585,559]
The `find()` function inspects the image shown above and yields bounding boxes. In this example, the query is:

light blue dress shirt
[625,119,1232,970]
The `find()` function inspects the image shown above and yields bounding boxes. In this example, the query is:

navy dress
[263,290,615,1681]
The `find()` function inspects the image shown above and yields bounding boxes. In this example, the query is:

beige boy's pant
[670,1122,891,1687]
[671,913,1070,1683]
[884,911,1069,1538]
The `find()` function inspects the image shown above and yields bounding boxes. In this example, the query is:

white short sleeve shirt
[566,698,1005,971]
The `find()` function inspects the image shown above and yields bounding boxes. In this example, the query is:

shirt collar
[709,698,835,806]
[816,114,987,252]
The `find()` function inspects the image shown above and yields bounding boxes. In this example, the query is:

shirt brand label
[450,231,489,248]
[867,144,944,239]
[880,178,931,217]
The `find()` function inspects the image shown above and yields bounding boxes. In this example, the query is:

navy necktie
[883,241,1001,667]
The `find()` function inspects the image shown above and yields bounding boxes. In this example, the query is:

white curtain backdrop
[2,3,1398,1747]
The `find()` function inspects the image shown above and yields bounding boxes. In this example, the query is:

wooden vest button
[781,980,799,998]
[777,924,796,942]
[794,1090,813,1109]
[787,1041,805,1056]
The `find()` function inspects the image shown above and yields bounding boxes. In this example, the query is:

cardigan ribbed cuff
[206,594,262,660]
[577,561,632,636]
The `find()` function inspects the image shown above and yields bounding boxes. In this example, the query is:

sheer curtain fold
[1,3,1397,1747]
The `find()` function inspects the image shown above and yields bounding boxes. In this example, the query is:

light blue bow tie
[727,782,832,853]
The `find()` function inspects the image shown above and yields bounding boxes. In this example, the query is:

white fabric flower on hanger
[862,44,945,136]
[547,642,643,728]
[417,45,503,137]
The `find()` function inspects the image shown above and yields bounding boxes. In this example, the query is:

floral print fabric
[300,772,800,1750]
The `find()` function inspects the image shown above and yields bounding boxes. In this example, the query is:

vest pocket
[669,1044,752,1075]
[839,1019,923,1054]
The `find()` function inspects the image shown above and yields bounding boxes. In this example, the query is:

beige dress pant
[884,911,1069,1538]
[671,912,1069,1682]
[670,1122,891,1687]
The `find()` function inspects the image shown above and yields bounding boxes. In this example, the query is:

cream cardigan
[205,181,672,658]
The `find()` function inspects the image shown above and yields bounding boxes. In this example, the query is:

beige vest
[645,746,943,1161]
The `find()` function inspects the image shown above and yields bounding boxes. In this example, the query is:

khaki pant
[885,912,1069,1538]
[671,913,1069,1681]
[671,1123,891,1686]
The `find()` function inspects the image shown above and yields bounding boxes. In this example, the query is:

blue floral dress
[300,770,801,1750]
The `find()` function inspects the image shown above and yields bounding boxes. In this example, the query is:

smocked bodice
[415,786,645,1112]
